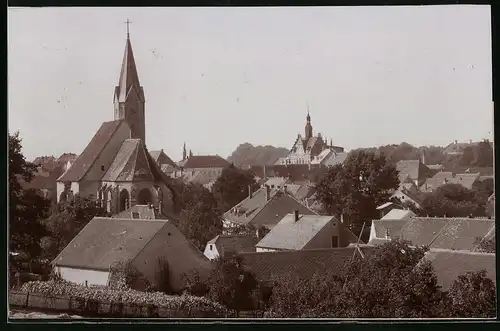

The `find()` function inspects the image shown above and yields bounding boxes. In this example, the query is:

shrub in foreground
[20,280,231,316]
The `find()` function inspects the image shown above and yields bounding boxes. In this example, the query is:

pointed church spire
[116,29,143,103]
[182,142,187,161]
[189,149,193,158]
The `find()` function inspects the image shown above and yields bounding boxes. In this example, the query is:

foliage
[9,132,51,262]
[206,256,258,313]
[182,270,209,297]
[178,183,223,250]
[42,194,106,260]
[20,279,230,316]
[315,150,399,233]
[447,270,496,318]
[419,183,487,218]
[223,222,269,239]
[212,164,259,213]
[227,143,289,167]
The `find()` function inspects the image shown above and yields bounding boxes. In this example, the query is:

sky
[8,6,493,162]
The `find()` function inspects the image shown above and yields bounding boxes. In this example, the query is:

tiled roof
[58,120,125,182]
[323,152,348,167]
[239,247,375,283]
[182,155,230,169]
[396,160,432,184]
[421,249,496,290]
[223,187,317,228]
[446,173,480,190]
[186,171,221,185]
[101,139,155,182]
[53,217,167,270]
[430,218,494,251]
[256,214,336,250]
[208,235,257,255]
[264,177,288,188]
[381,209,415,220]
[149,150,177,168]
[420,172,454,192]
[399,217,451,247]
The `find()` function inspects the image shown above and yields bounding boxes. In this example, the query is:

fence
[9,290,225,318]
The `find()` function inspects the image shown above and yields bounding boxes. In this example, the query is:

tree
[9,132,50,263]
[459,146,475,166]
[212,164,259,213]
[315,150,399,232]
[473,237,495,253]
[419,184,486,218]
[207,256,258,315]
[42,194,106,260]
[178,183,223,250]
[474,140,493,167]
[447,270,496,318]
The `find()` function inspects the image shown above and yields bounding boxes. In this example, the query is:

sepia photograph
[7,5,495,320]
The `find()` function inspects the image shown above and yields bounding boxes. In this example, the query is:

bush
[20,280,231,317]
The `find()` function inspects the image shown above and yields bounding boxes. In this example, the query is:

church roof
[58,120,125,182]
[115,36,144,103]
[102,139,156,182]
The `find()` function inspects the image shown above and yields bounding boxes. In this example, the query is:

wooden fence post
[25,292,29,308]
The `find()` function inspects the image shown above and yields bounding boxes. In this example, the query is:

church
[276,112,344,165]
[57,29,177,216]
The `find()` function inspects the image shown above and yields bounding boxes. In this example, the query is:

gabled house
[255,212,359,252]
[368,217,495,251]
[52,217,212,292]
[203,235,257,261]
[381,209,416,221]
[223,185,317,230]
[418,249,495,290]
[149,149,177,169]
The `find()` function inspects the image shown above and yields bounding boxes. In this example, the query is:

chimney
[265,185,270,201]
[294,210,300,222]
[248,185,253,198]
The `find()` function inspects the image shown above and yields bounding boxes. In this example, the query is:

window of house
[132,212,140,219]
[331,236,339,248]
[101,165,105,171]
[210,244,213,251]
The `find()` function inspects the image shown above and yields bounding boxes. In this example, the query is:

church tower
[305,111,313,140]
[113,24,146,144]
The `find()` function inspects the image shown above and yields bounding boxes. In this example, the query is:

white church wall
[57,266,109,286]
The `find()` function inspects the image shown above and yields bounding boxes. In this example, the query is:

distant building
[223,184,317,230]
[420,172,480,193]
[172,155,230,182]
[276,111,344,166]
[443,140,480,156]
[52,217,213,292]
[255,212,359,252]
[396,160,432,187]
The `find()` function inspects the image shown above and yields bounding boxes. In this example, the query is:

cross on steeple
[124,18,132,37]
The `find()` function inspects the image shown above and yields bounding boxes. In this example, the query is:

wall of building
[203,243,220,261]
[56,182,80,203]
[83,122,131,182]
[132,223,213,292]
[255,247,278,253]
[57,266,109,286]
[303,218,344,249]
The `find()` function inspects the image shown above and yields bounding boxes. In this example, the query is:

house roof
[447,173,480,190]
[256,214,336,250]
[185,170,221,185]
[149,149,177,168]
[207,235,257,255]
[223,187,317,228]
[239,247,374,283]
[264,177,288,188]
[376,202,395,210]
[101,139,156,182]
[381,209,415,220]
[420,172,455,192]
[182,155,230,169]
[421,249,496,290]
[400,217,495,250]
[323,152,348,167]
[396,160,431,183]
[58,120,125,182]
[53,217,168,270]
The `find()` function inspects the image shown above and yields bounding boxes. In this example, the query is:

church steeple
[114,19,146,143]
[182,142,187,161]
[305,109,313,140]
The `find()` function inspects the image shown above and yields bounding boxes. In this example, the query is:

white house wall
[203,243,220,261]
[57,266,109,286]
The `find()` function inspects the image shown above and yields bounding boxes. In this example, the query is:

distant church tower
[182,142,187,161]
[113,24,146,144]
[305,111,313,140]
